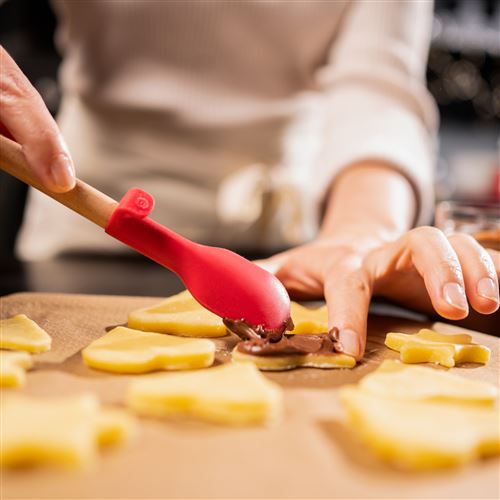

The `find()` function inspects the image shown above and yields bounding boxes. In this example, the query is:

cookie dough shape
[358,360,498,405]
[385,328,490,367]
[340,387,500,470]
[128,290,227,337]
[128,290,330,338]
[0,394,136,468]
[0,314,51,353]
[232,345,355,371]
[82,326,215,374]
[0,351,33,388]
[127,362,283,425]
[288,303,328,334]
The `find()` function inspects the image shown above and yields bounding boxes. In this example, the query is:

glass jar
[435,201,500,250]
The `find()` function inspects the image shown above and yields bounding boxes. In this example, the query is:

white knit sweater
[18,0,438,259]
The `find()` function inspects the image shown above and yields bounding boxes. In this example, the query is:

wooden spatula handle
[0,134,117,228]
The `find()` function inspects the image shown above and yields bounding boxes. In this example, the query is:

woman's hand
[259,231,499,361]
[0,46,75,192]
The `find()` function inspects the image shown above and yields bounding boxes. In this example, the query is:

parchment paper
[1,292,499,499]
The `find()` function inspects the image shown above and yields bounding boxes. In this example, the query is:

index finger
[0,46,75,192]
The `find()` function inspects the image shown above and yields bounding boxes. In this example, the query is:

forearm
[318,161,417,247]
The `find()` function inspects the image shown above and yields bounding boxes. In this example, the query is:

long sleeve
[312,0,438,226]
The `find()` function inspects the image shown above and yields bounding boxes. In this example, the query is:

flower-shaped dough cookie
[340,386,500,470]
[232,328,356,371]
[0,351,33,388]
[0,394,136,468]
[128,290,330,338]
[339,361,500,469]
[358,360,498,404]
[0,314,51,353]
[128,291,227,337]
[127,362,282,425]
[82,326,215,373]
[385,329,490,368]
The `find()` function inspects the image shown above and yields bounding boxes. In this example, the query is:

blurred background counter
[0,0,498,334]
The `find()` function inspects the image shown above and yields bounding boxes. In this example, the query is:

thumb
[323,259,372,360]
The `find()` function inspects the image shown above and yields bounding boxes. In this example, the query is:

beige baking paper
[1,292,499,499]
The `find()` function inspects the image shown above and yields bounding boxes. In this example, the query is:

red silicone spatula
[0,134,291,332]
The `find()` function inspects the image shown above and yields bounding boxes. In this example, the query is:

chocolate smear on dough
[223,316,294,342]
[224,315,344,357]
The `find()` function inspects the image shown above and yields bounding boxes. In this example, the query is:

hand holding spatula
[0,134,292,335]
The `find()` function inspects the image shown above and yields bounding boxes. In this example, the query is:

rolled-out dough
[358,360,498,404]
[127,290,226,337]
[0,314,51,353]
[127,290,331,338]
[126,362,282,425]
[82,326,215,373]
[385,329,490,367]
[340,386,499,470]
[0,393,136,469]
[0,351,33,388]
[340,361,499,469]
[232,346,355,370]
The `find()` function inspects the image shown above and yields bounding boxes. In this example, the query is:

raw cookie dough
[0,351,33,388]
[288,302,328,334]
[340,362,500,469]
[358,360,498,404]
[127,362,282,425]
[232,348,355,370]
[385,328,490,367]
[227,321,355,371]
[231,328,355,371]
[0,394,136,468]
[128,290,227,337]
[128,290,329,338]
[340,386,500,470]
[0,314,52,353]
[82,326,215,373]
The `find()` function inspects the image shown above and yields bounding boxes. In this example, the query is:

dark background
[0,0,499,314]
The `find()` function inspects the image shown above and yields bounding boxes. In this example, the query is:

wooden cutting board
[1,292,499,500]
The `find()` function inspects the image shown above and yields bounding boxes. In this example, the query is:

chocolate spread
[223,317,343,357]
[474,229,500,251]
[223,316,294,343]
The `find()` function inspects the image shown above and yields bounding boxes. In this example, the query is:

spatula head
[181,244,291,331]
[106,188,291,332]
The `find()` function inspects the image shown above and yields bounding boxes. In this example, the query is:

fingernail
[338,329,360,358]
[50,154,75,191]
[443,282,468,310]
[477,277,499,302]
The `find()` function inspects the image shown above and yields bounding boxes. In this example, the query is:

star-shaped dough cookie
[82,326,215,373]
[0,394,136,468]
[231,327,356,371]
[385,329,490,367]
[126,362,282,425]
[0,314,51,353]
[0,351,33,388]
[128,290,329,338]
[232,348,355,370]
